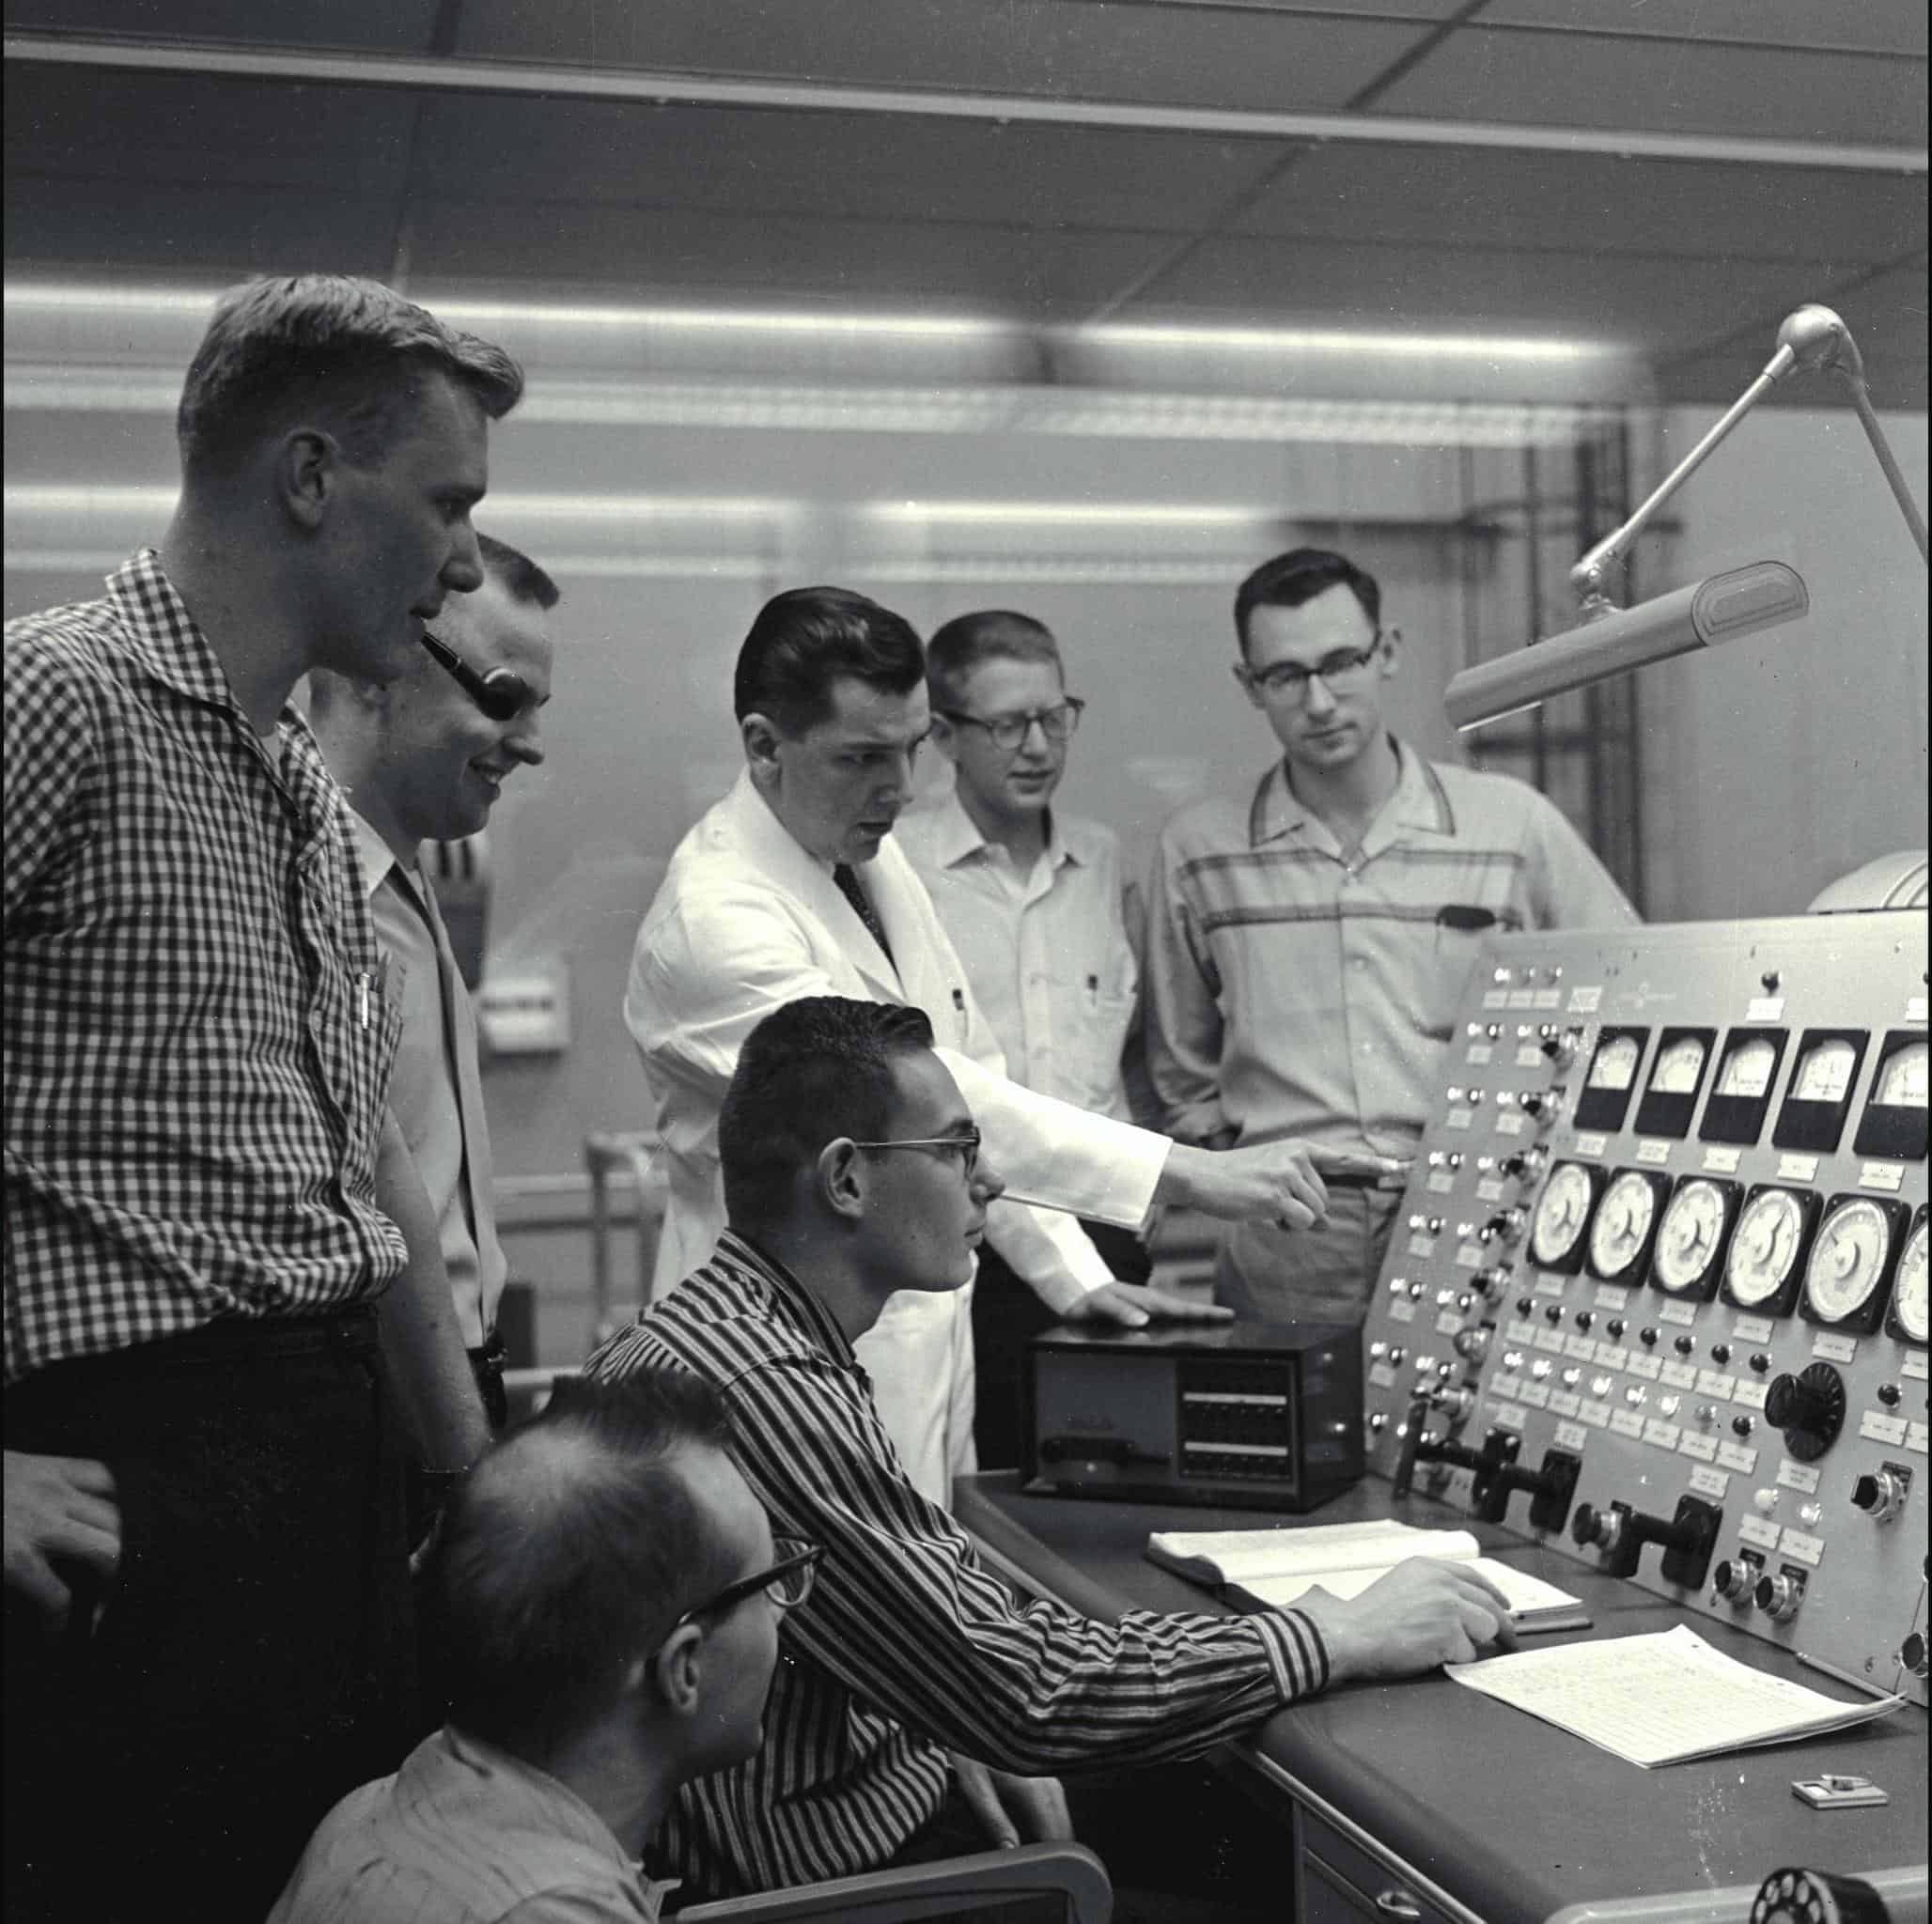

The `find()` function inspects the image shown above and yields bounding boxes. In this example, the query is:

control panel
[1358,911,1928,1706]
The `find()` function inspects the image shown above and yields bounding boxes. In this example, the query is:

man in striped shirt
[585,996,1509,1907]
[1145,548,1637,1327]
[4,275,519,1921]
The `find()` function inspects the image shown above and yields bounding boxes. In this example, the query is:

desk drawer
[1300,1810,1456,1924]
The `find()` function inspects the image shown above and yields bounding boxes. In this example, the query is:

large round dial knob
[1764,1363,1846,1462]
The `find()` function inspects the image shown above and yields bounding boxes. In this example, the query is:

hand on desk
[1296,1558,1516,1684]
[4,1448,121,1630]
[1159,1140,1408,1232]
[1067,1280,1235,1331]
[949,1752,1075,1849]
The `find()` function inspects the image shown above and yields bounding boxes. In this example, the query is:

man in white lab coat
[626,586,1395,1502]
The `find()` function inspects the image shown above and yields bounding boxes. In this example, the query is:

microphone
[1444,562,1808,732]
[1768,303,1862,381]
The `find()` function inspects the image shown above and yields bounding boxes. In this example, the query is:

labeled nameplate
[1860,1161,1905,1194]
[1813,1333,1859,1364]
[1534,989,1564,1011]
[1408,1233,1437,1258]
[1909,996,1928,1025]
[1465,1042,1495,1066]
[1779,1529,1824,1568]
[1564,1334,1597,1361]
[1702,1145,1744,1174]
[1776,1461,1822,1495]
[1390,1299,1417,1324]
[1659,1300,1698,1327]
[1733,1315,1775,1345]
[1628,1353,1663,1381]
[1644,1419,1683,1451]
[1637,1139,1673,1167]
[1661,1359,1699,1389]
[1679,1432,1720,1465]
[1733,1379,1768,1411]
[1508,989,1537,1010]
[1483,989,1509,1011]
[1909,1423,1929,1455]
[1717,1440,1759,1474]
[1778,1153,1820,1184]
[1574,1134,1608,1159]
[1747,996,1785,1023]
[1554,1420,1589,1451]
[1446,1109,1473,1132]
[1455,1246,1482,1271]
[1534,1327,1566,1355]
[1902,1354,1928,1382]
[1506,1319,1537,1343]
[1696,1371,1737,1401]
[1739,1514,1782,1551]
[1519,1382,1551,1410]
[1595,1341,1628,1370]
[1436,1308,1465,1336]
[1860,1411,1909,1447]
[1427,1170,1456,1195]
[1494,1110,1528,1138]
[1568,986,1603,1016]
[1548,1390,1581,1418]
[1688,1462,1729,1497]
[1611,1409,1647,1440]
[1581,1401,1613,1429]
[1492,1374,1525,1404]
[1368,1363,1398,1389]
[1535,1276,1566,1299]
[1491,1402,1527,1432]
[1474,1177,1505,1203]
[1516,1045,1545,1070]
[1593,1284,1630,1311]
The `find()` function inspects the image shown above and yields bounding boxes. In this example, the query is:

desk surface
[956,1473,1929,1924]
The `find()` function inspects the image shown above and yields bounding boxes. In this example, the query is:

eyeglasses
[1239,635,1385,703]
[674,1537,822,1632]
[849,1125,983,1180]
[420,628,533,722]
[937,698,1085,754]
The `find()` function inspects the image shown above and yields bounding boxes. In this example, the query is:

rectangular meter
[1575,1027,1649,1133]
[1633,1026,1717,1139]
[1700,1028,1789,1146]
[1854,1032,1929,1162]
[1772,1029,1870,1155]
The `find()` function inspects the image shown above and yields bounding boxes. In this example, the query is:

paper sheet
[1445,1623,1905,1767]
[1239,1555,1581,1618]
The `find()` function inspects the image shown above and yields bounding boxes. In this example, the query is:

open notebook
[1145,1520,1591,1633]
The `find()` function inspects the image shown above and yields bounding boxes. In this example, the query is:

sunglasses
[420,628,532,722]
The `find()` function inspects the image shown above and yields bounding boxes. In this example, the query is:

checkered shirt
[4,551,406,1384]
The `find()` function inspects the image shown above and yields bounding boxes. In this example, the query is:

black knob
[1640,1326,1659,1347]
[1607,1317,1626,1339]
[1710,1342,1731,1365]
[1575,1310,1595,1332]
[1749,1352,1770,1374]
[1569,1503,1607,1547]
[1761,970,1781,992]
[1732,1415,1753,1437]
[1518,1296,1535,1316]
[1851,1473,1883,1513]
[1764,1363,1846,1463]
[1545,1304,1564,1325]
[1877,1382,1901,1407]
[1904,1632,1928,1678]
[1675,1334,1696,1357]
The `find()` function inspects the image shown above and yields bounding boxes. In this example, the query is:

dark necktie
[833,861,895,969]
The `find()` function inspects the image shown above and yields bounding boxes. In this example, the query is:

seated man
[270,1370,798,1923]
[585,996,1508,1909]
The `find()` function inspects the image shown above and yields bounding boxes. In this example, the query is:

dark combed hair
[720,997,937,1226]
[926,609,1063,714]
[176,273,524,478]
[429,1368,737,1762]
[1233,548,1381,656]
[733,586,925,736]
[477,532,561,611]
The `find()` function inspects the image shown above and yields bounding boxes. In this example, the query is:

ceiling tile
[1372,27,1925,146]
[408,97,1289,232]
[1479,0,1927,59]
[1228,144,1927,267]
[3,0,443,53]
[456,0,1430,114]
[403,198,1176,318]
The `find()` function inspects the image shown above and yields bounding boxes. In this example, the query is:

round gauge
[1893,1218,1927,1342]
[1653,1180,1728,1294]
[1792,1037,1857,1103]
[1716,1036,1778,1099]
[1650,1035,1708,1095]
[1590,1171,1658,1280]
[1726,1189,1806,1308]
[1588,1035,1641,1091]
[1803,1199,1892,1324]
[1530,1164,1595,1267]
[1876,1040,1928,1109]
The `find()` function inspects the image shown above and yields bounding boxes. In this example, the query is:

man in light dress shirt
[625,586,1396,1509]
[309,532,556,1445]
[271,1369,793,1924]
[897,610,1183,1468]
[1145,548,1637,1327]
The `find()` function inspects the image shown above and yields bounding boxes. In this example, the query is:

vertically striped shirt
[4,551,405,1383]
[584,1233,1327,1899]
[1145,740,1637,1157]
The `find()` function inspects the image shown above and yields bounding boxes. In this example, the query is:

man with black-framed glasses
[899,610,1176,1471]
[585,995,1510,1917]
[272,1369,793,1922]
[1145,547,1637,1327]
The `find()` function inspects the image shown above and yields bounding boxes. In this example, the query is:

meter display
[1885,1208,1927,1345]
[1587,1169,1667,1282]
[1633,1027,1715,1139]
[1699,1029,1788,1147]
[1800,1194,1907,1333]
[1772,1030,1870,1155]
[1528,1162,1599,1273]
[1854,1032,1930,1162]
[1721,1186,1819,1316]
[1574,1028,1649,1134]
[1646,1176,1738,1300]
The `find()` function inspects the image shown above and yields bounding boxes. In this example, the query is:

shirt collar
[346,806,401,902]
[106,549,255,719]
[926,787,1079,873]
[1249,737,1457,847]
[435,1728,648,1887]
[713,1230,859,1370]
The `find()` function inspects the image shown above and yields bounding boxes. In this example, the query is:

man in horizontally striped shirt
[1145,548,1637,1327]
[585,996,1509,1908]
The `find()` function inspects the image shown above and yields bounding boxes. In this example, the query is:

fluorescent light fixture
[4,486,179,515]
[869,501,1274,528]
[484,493,793,521]
[1443,563,1810,732]
[4,284,222,316]
[431,298,1012,344]
[1078,322,1615,365]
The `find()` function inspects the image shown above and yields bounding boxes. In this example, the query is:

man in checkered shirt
[3,275,522,1923]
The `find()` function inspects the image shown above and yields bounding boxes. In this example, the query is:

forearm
[374,1117,490,1472]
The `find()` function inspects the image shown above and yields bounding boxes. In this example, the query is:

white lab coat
[627,770,1169,1500]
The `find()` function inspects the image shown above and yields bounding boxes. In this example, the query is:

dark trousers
[972,1220,1152,1471]
[4,1309,416,1924]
